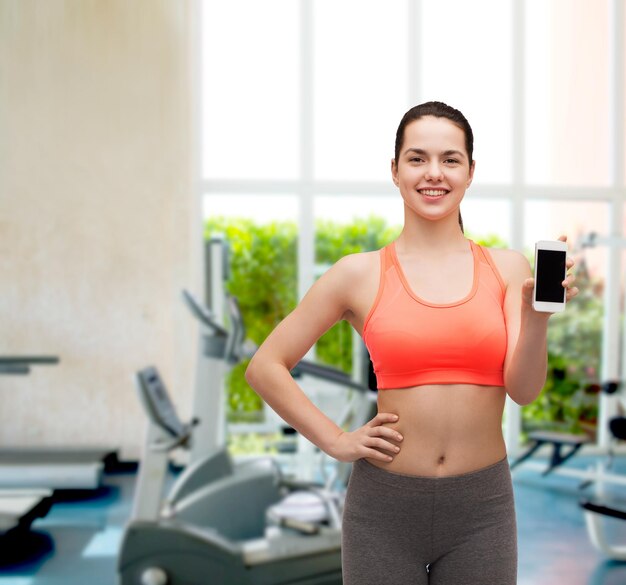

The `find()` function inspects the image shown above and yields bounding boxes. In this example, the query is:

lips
[418,189,449,198]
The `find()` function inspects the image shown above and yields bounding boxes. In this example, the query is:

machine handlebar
[181,290,228,337]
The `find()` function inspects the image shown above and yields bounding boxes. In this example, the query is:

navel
[437,455,446,465]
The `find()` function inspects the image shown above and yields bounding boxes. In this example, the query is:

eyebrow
[403,148,466,159]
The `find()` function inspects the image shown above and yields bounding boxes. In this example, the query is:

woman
[245,101,578,584]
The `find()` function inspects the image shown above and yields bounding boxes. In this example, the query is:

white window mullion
[505,0,525,456]
[299,0,315,362]
[609,0,624,189]
[192,0,205,301]
[409,0,421,105]
[599,0,626,449]
[298,0,314,304]
[614,0,626,416]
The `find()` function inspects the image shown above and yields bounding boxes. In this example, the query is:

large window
[200,0,625,451]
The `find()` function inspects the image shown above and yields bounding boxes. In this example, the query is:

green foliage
[205,218,298,344]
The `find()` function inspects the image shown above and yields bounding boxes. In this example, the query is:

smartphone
[533,240,568,313]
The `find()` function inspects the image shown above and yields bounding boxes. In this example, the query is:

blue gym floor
[2,455,626,585]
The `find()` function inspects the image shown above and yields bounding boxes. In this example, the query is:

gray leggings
[341,455,517,585]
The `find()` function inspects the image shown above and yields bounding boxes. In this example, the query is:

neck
[397,207,467,254]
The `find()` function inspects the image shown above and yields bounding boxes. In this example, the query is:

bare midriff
[366,383,507,477]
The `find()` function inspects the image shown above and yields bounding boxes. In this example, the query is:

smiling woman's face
[391,115,475,225]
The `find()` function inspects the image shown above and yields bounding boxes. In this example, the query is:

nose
[425,161,443,181]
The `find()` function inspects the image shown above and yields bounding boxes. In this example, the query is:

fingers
[361,446,396,464]
[368,436,401,454]
[562,270,579,301]
[522,278,534,304]
[371,425,403,444]
[557,238,578,300]
[557,235,578,274]
[370,412,399,426]
[366,412,403,462]
[562,273,576,288]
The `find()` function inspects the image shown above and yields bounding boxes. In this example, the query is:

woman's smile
[418,188,449,198]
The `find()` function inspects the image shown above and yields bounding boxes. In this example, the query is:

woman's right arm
[245,253,401,463]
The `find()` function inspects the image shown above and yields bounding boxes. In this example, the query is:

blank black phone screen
[536,249,566,302]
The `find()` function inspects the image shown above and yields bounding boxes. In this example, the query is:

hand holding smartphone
[533,240,568,313]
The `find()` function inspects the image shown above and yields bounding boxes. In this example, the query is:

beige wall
[0,0,199,459]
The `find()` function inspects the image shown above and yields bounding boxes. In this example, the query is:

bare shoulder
[332,248,381,325]
[334,248,379,277]
[316,248,379,305]
[483,246,532,286]
[332,248,379,290]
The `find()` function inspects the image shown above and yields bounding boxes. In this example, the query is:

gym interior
[2,1,626,584]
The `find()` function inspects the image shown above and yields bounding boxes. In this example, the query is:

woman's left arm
[499,235,579,405]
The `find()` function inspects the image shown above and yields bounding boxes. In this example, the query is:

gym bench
[510,431,591,475]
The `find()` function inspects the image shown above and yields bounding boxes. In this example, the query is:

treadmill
[0,356,119,490]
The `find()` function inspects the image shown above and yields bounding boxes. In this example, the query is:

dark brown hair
[394,101,474,233]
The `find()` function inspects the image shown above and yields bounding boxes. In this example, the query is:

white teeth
[420,189,447,197]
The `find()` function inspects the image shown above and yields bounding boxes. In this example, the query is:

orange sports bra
[362,239,507,389]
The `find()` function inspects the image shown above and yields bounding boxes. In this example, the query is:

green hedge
[205,216,602,440]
